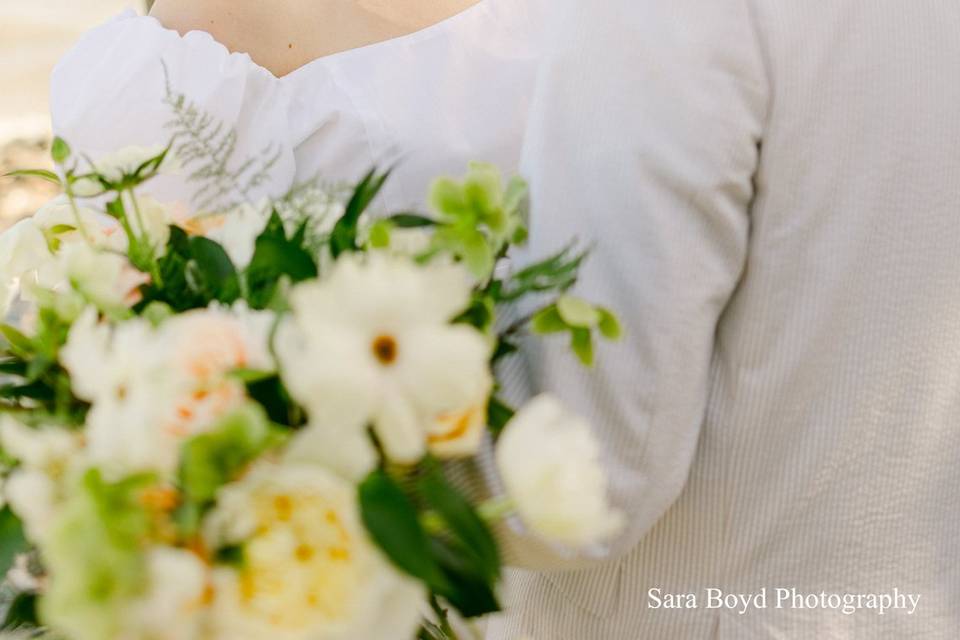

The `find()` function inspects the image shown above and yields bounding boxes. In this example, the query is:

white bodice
[51,1,548,214]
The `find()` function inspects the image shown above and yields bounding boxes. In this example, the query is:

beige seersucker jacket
[487,1,960,638]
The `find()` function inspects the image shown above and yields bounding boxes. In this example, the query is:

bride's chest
[288,9,545,213]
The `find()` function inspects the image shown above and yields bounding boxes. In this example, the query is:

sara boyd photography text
[648,588,922,616]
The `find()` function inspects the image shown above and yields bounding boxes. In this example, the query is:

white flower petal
[497,395,625,548]
[374,389,427,464]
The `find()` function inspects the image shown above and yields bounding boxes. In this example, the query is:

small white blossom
[496,395,624,548]
[90,145,180,183]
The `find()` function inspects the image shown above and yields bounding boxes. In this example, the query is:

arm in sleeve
[500,0,769,570]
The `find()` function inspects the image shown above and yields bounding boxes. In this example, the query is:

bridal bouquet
[0,139,623,640]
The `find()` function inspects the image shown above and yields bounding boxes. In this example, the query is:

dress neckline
[287,0,495,78]
[139,0,494,84]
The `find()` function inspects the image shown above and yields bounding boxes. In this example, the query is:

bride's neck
[354,0,483,30]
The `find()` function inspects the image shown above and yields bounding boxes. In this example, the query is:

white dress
[50,2,548,215]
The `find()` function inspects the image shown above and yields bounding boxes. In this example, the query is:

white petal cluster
[60,305,274,478]
[0,416,84,543]
[497,395,625,548]
[0,196,129,318]
[204,462,425,640]
[275,253,492,472]
[123,547,210,640]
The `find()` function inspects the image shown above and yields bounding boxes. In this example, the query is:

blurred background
[0,0,142,231]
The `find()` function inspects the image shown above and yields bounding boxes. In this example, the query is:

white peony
[60,305,274,478]
[496,395,624,548]
[0,417,84,542]
[275,253,492,466]
[203,462,425,640]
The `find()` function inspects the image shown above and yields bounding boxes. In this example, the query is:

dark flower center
[372,335,398,365]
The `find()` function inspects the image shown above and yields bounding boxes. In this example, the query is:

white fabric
[488,0,960,638]
[50,1,960,639]
[50,2,547,214]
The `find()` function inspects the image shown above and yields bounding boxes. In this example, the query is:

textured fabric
[487,0,960,638]
[50,1,547,214]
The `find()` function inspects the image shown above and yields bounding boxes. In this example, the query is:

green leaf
[359,469,450,592]
[487,396,515,436]
[330,167,391,257]
[503,175,529,218]
[570,327,595,367]
[429,177,469,218]
[459,230,494,279]
[1,591,38,630]
[491,339,518,363]
[388,213,437,228]
[2,168,61,185]
[141,301,174,327]
[244,374,306,427]
[0,358,27,377]
[454,295,495,333]
[244,212,318,310]
[428,538,501,618]
[51,137,72,164]
[530,306,568,335]
[48,224,77,236]
[0,507,28,577]
[498,244,588,302]
[597,307,623,341]
[178,404,277,507]
[556,295,601,328]
[188,236,240,304]
[0,324,34,355]
[418,468,500,584]
[368,219,392,249]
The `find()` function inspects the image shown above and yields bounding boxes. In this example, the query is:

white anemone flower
[204,462,425,640]
[496,395,625,548]
[275,253,492,465]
